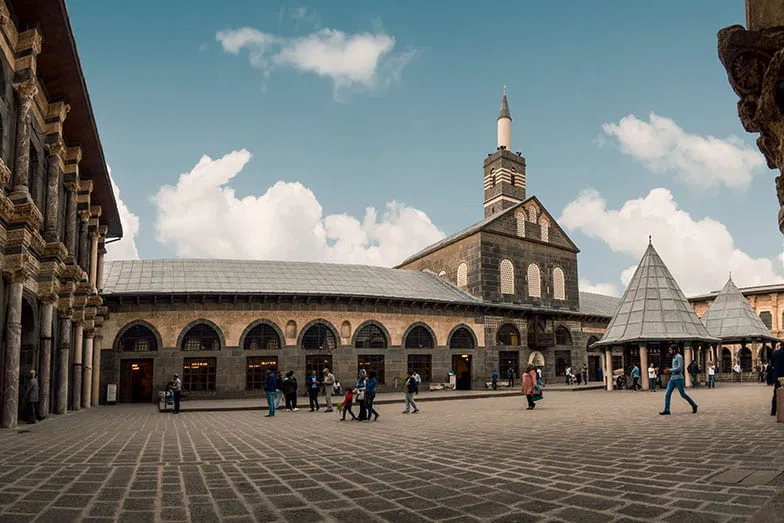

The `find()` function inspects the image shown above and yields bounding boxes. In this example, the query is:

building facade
[98,92,619,402]
[0,0,123,428]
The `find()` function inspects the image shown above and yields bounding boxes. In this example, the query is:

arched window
[119,324,158,352]
[759,311,772,330]
[500,259,514,295]
[539,218,549,243]
[527,205,538,223]
[243,323,282,350]
[181,323,221,351]
[555,326,571,345]
[515,211,526,238]
[438,270,446,277]
[301,323,337,350]
[553,267,565,300]
[510,173,516,186]
[405,325,434,349]
[527,263,541,298]
[457,263,468,288]
[449,327,475,349]
[496,324,520,346]
[355,323,388,348]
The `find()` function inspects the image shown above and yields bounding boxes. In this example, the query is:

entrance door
[305,354,333,375]
[451,354,472,390]
[588,355,601,382]
[119,359,154,403]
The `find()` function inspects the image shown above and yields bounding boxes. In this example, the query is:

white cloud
[601,112,765,189]
[153,150,444,266]
[560,187,784,296]
[579,279,621,297]
[215,26,414,98]
[104,166,140,261]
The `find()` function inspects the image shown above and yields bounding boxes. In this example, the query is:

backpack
[766,364,777,386]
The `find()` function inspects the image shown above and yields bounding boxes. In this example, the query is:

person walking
[282,371,299,411]
[733,361,742,383]
[340,387,357,421]
[171,373,182,414]
[631,364,641,391]
[707,363,716,389]
[581,364,588,385]
[322,368,335,412]
[402,370,420,414]
[507,367,514,387]
[521,364,538,410]
[306,370,320,412]
[659,346,698,415]
[688,360,699,388]
[355,369,368,421]
[413,371,421,394]
[769,343,784,416]
[365,370,380,421]
[491,369,498,390]
[264,367,277,417]
[23,369,40,423]
[648,363,657,392]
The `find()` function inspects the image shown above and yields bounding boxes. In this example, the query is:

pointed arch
[539,217,550,243]
[496,323,521,346]
[515,210,526,237]
[448,325,476,349]
[403,322,436,348]
[555,325,571,346]
[527,263,541,298]
[239,319,285,350]
[456,262,468,288]
[353,320,390,349]
[298,319,340,350]
[553,267,566,300]
[114,320,162,352]
[500,259,514,294]
[527,205,538,223]
[178,319,225,351]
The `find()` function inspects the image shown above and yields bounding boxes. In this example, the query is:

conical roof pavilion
[700,277,780,343]
[593,241,719,347]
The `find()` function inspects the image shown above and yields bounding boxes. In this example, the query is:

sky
[66,0,784,298]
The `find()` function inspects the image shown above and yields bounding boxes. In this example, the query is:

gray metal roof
[688,281,784,301]
[700,278,780,343]
[579,292,620,317]
[593,242,719,347]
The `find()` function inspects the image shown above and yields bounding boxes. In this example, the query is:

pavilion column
[604,349,613,391]
[91,333,102,406]
[43,142,64,243]
[684,345,693,387]
[639,344,649,390]
[54,316,72,414]
[38,298,55,417]
[82,331,94,408]
[704,346,711,383]
[9,80,38,201]
[1,271,25,428]
[71,322,83,411]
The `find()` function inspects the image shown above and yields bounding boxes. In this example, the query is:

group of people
[564,364,589,385]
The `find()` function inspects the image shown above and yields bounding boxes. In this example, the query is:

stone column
[38,299,54,417]
[54,316,71,414]
[639,344,649,390]
[72,322,83,411]
[684,345,693,387]
[82,331,94,408]
[89,231,98,286]
[64,183,78,257]
[10,81,38,200]
[96,247,106,292]
[1,272,25,428]
[704,346,711,383]
[78,213,89,273]
[605,349,613,391]
[92,333,102,407]
[43,142,63,243]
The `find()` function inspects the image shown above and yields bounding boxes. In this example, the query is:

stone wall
[395,233,483,297]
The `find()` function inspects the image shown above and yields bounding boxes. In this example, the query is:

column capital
[65,146,82,165]
[44,139,66,160]
[78,209,91,224]
[84,330,95,339]
[13,79,38,106]
[17,28,43,55]
[6,268,29,284]
[39,293,58,305]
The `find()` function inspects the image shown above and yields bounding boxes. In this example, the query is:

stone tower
[483,87,527,218]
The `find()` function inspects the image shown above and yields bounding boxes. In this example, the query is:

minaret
[483,87,526,218]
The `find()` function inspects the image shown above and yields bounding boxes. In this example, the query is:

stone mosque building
[98,89,620,402]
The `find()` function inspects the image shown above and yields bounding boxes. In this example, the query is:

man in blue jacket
[770,343,784,416]
[265,367,277,417]
[659,346,698,415]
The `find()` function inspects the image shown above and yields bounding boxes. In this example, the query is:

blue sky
[67,0,781,296]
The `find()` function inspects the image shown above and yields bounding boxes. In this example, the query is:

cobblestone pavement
[0,384,782,523]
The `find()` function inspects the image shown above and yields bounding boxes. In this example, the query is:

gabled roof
[517,195,580,253]
[593,242,719,347]
[700,278,780,343]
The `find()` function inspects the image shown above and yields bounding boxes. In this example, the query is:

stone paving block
[550,506,609,523]
[711,469,755,484]
[35,508,83,522]
[739,470,783,486]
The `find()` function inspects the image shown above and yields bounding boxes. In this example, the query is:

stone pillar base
[777,386,784,423]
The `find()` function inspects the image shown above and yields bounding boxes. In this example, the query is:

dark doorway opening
[305,354,333,376]
[119,359,154,403]
[588,355,601,382]
[498,351,519,383]
[555,349,571,380]
[18,299,38,419]
[451,354,472,390]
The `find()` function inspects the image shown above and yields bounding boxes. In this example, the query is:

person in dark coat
[306,370,320,412]
[264,368,277,417]
[770,343,784,416]
[23,369,40,423]
[282,371,299,411]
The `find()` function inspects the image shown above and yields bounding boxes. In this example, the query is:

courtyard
[0,385,782,523]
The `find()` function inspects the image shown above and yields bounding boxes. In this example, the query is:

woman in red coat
[521,364,538,410]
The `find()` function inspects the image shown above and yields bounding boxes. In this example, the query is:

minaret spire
[497,86,512,150]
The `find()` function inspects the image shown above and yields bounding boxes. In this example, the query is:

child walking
[341,387,357,421]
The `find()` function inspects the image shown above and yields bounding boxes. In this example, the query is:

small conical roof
[700,277,780,343]
[498,86,511,120]
[593,241,718,347]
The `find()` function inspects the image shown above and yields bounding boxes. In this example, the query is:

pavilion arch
[403,322,437,348]
[448,324,477,349]
[297,318,340,350]
[238,319,285,350]
[352,320,391,349]
[758,344,774,363]
[738,346,752,372]
[496,323,521,346]
[529,350,545,367]
[555,325,572,346]
[177,319,225,351]
[113,320,163,352]
[586,336,599,350]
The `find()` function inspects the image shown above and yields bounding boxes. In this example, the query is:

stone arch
[721,347,732,371]
[553,266,565,300]
[238,319,285,350]
[539,217,550,243]
[528,350,545,367]
[527,263,541,298]
[340,320,352,339]
[527,205,538,223]
[457,262,468,288]
[496,323,521,346]
[738,346,752,372]
[515,210,526,237]
[285,320,297,340]
[403,322,437,348]
[500,259,514,294]
[758,344,774,363]
[176,319,225,351]
[113,320,163,352]
[352,320,390,348]
[448,324,477,349]
[438,270,446,278]
[297,318,340,350]
[555,325,571,345]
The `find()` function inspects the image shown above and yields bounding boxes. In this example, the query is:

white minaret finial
[497,86,511,151]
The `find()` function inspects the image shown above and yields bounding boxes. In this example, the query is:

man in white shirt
[648,363,657,392]
[733,362,742,383]
[322,368,335,412]
[707,364,716,389]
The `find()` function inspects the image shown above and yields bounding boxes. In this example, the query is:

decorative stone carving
[10,80,38,198]
[718,24,784,232]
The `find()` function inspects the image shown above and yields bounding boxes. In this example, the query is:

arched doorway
[586,336,600,381]
[758,345,774,363]
[721,348,732,373]
[116,322,159,403]
[738,347,752,372]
